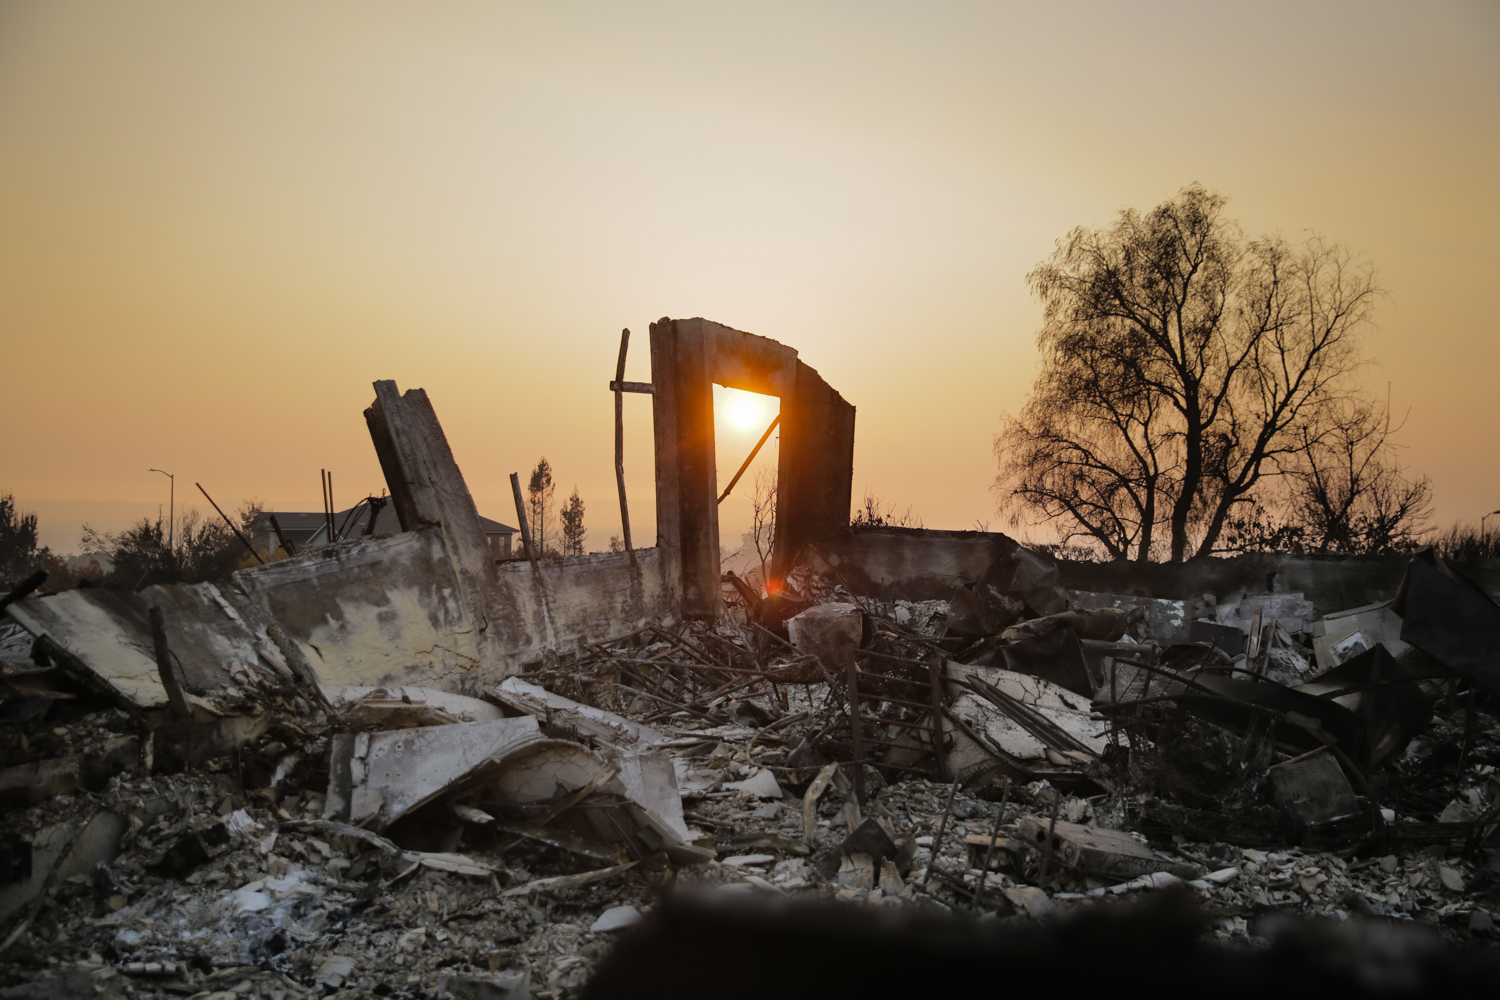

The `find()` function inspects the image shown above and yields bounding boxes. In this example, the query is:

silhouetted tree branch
[996,184,1399,561]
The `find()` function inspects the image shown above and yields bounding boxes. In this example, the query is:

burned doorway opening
[713,384,782,604]
[648,317,855,620]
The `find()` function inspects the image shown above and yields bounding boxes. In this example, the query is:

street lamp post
[149,469,174,554]
[1483,509,1500,554]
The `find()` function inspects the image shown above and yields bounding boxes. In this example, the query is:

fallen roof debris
[6,537,1499,996]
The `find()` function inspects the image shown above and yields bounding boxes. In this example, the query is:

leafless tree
[996,183,1392,561]
[849,490,922,528]
[749,468,777,592]
[1222,398,1432,554]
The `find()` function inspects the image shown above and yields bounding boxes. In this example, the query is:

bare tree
[526,457,556,557]
[995,346,1174,560]
[559,486,586,557]
[997,184,1389,561]
[1222,398,1432,554]
[749,468,777,593]
[849,490,923,528]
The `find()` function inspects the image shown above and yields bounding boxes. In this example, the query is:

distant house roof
[265,504,516,540]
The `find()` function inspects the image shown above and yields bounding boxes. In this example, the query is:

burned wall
[810,527,1021,602]
[817,525,1500,615]
[1054,552,1500,612]
[234,528,485,691]
[488,549,673,667]
[237,381,680,688]
[649,317,854,619]
[7,319,856,700]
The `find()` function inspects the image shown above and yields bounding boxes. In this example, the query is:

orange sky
[3,1,1497,555]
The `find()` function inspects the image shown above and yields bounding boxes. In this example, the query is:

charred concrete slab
[234,528,487,690]
[808,527,1021,602]
[5,582,299,715]
[325,716,544,828]
[1016,816,1198,882]
[1057,551,1500,618]
[1266,749,1360,826]
[1294,643,1435,768]
[1394,549,1500,697]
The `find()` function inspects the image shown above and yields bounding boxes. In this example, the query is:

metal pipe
[1037,797,1062,886]
[922,780,962,889]
[930,654,947,782]
[717,415,780,504]
[268,514,297,556]
[971,784,1010,911]
[844,643,866,804]
[149,606,192,720]
[195,483,264,564]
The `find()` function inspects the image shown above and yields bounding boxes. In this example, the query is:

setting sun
[728,395,762,429]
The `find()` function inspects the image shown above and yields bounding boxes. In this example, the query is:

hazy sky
[3,1,1497,554]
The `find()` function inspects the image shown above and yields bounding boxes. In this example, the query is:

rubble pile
[3,541,1500,997]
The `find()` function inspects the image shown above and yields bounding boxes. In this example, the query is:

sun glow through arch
[728,395,762,429]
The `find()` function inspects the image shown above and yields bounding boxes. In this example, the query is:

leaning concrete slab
[366,381,502,668]
[325,716,543,829]
[6,582,298,715]
[1016,816,1197,882]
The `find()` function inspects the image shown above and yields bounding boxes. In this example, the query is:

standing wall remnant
[649,317,855,619]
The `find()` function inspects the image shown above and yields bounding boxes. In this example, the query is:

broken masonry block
[722,768,783,799]
[487,677,667,751]
[435,970,532,1000]
[1265,749,1361,826]
[316,956,357,989]
[1187,620,1245,658]
[1015,816,1197,882]
[144,822,230,878]
[964,834,1025,872]
[788,603,864,668]
[813,816,900,880]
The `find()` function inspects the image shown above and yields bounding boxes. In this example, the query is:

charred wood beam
[148,606,192,720]
[267,514,297,556]
[0,571,47,613]
[510,472,539,569]
[612,329,637,553]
